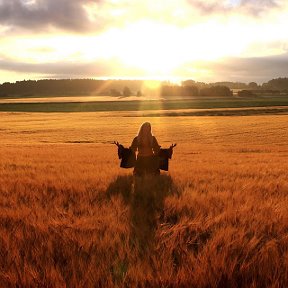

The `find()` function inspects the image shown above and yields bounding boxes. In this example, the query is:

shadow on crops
[106,174,177,255]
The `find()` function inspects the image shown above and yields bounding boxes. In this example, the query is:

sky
[0,0,288,84]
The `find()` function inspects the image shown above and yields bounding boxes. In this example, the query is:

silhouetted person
[130,122,160,176]
[114,123,176,174]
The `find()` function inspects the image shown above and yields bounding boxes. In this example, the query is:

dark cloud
[197,53,288,82]
[240,0,281,16]
[1,53,288,83]
[0,57,115,77]
[0,0,100,32]
[187,1,228,14]
[0,0,285,35]
[187,0,283,16]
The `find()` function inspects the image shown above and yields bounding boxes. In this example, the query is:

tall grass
[0,113,288,287]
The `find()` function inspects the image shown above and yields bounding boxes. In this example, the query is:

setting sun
[107,21,187,75]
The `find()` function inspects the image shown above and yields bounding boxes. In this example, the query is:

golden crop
[0,112,287,287]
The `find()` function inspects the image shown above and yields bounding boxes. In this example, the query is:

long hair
[137,122,153,146]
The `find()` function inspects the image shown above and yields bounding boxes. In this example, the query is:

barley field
[0,111,288,287]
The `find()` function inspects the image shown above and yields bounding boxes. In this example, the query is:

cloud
[191,53,288,82]
[0,0,286,35]
[0,0,98,33]
[1,53,288,83]
[0,0,178,33]
[0,56,142,79]
[187,0,284,16]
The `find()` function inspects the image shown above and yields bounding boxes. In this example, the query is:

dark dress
[117,144,136,168]
[130,136,160,176]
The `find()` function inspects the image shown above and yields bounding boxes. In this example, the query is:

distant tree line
[262,77,288,91]
[181,80,252,89]
[182,78,288,91]
[235,78,288,97]
[0,79,143,97]
[0,77,287,98]
[161,85,232,97]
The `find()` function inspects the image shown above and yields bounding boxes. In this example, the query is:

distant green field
[0,97,288,113]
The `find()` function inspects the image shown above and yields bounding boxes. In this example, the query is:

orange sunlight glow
[2,16,285,82]
[5,20,242,78]
[92,19,247,77]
